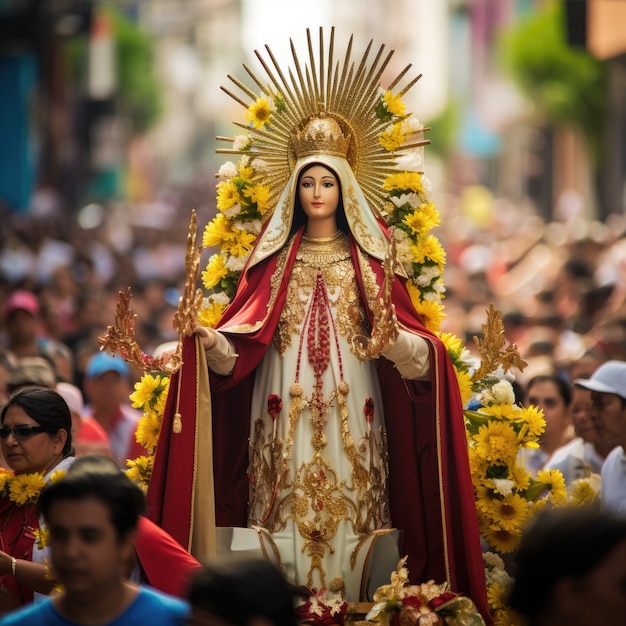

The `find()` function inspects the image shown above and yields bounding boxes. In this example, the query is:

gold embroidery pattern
[274,233,368,356]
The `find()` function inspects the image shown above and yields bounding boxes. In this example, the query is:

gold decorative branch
[99,211,204,374]
[472,304,527,382]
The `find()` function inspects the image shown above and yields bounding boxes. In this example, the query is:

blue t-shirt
[0,586,189,625]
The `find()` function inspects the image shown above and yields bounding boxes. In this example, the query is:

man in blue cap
[575,360,626,513]
[83,352,144,467]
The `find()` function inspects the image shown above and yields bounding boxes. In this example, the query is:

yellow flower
[455,368,474,407]
[130,374,163,410]
[402,210,437,236]
[0,469,11,495]
[201,254,229,290]
[237,163,254,180]
[383,90,406,117]
[9,473,46,506]
[468,453,489,480]
[410,235,446,268]
[438,331,464,357]
[152,377,170,417]
[412,298,445,333]
[493,607,521,626]
[203,214,236,249]
[135,411,162,452]
[487,582,508,612]
[536,469,567,504]
[242,183,271,215]
[246,97,272,128]
[224,228,257,257]
[199,301,228,328]
[379,122,406,152]
[518,404,546,439]
[383,172,423,194]
[474,421,519,463]
[487,493,529,532]
[568,478,599,506]
[49,470,66,484]
[509,464,531,491]
[481,526,521,554]
[216,180,240,211]
[126,455,154,489]
[34,527,50,550]
[475,484,499,514]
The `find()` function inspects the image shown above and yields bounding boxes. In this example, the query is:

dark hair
[290,162,348,239]
[0,386,73,457]
[526,374,572,407]
[37,455,146,541]
[189,558,299,626]
[508,507,626,622]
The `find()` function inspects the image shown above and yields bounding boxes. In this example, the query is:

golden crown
[291,116,351,159]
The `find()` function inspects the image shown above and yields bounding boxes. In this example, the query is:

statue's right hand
[191,325,219,351]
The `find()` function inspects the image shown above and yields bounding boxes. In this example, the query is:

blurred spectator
[519,375,573,477]
[0,351,13,406]
[82,352,144,468]
[187,558,299,626]
[575,361,626,514]
[508,507,626,626]
[55,381,111,458]
[6,355,57,394]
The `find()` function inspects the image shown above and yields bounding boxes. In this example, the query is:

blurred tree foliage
[500,0,606,164]
[424,99,461,161]
[64,6,162,134]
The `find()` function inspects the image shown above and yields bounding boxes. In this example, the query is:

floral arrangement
[366,557,485,626]
[296,588,349,626]
[0,468,66,507]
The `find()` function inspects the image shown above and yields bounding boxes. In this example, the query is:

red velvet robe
[148,229,492,623]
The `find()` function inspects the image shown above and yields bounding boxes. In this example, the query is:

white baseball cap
[574,360,626,401]
[56,381,85,416]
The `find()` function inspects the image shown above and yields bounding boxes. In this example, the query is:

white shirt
[601,446,626,514]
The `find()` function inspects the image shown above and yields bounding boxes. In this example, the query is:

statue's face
[298,165,340,224]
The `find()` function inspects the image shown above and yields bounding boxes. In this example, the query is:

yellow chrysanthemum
[199,301,228,328]
[455,368,474,407]
[493,607,521,626]
[34,526,50,550]
[487,493,529,532]
[246,97,272,128]
[481,526,521,554]
[383,90,406,117]
[518,404,546,439]
[475,484,499,514]
[49,469,66,484]
[410,235,446,268]
[437,331,464,357]
[379,122,406,152]
[9,473,46,506]
[536,469,567,504]
[216,180,240,211]
[152,378,170,417]
[242,183,271,215]
[383,171,423,194]
[509,463,531,491]
[201,254,229,290]
[0,470,10,494]
[135,411,162,452]
[203,214,236,249]
[474,421,519,463]
[481,403,521,424]
[487,582,509,612]
[237,163,254,180]
[568,478,599,506]
[402,209,438,236]
[130,374,163,410]
[468,453,490,481]
[412,298,445,333]
[126,455,154,489]
[224,228,257,257]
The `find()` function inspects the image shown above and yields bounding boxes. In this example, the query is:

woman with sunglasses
[0,386,74,612]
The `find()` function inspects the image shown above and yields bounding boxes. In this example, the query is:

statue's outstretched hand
[189,326,219,351]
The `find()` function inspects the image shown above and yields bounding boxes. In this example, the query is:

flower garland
[0,468,67,507]
[201,88,446,333]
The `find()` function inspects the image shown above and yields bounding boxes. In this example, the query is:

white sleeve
[205,331,238,376]
[381,328,430,379]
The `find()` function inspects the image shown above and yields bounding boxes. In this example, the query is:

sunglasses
[0,426,48,441]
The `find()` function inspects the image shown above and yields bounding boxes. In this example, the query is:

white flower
[492,479,515,496]
[422,175,433,193]
[423,291,442,303]
[223,204,242,218]
[395,151,423,172]
[208,292,231,305]
[217,161,237,179]
[432,280,446,294]
[483,551,505,570]
[390,193,416,208]
[233,135,250,151]
[251,158,269,173]
[401,116,424,134]
[482,380,515,406]
[226,254,249,272]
